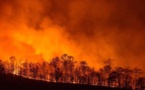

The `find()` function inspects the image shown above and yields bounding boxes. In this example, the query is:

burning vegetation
[0,54,145,90]
[0,0,145,90]
[0,0,145,72]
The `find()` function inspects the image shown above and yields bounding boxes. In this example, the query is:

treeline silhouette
[0,54,145,90]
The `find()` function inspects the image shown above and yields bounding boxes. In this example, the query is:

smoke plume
[0,0,145,70]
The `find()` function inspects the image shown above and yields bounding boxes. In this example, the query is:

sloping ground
[0,74,125,90]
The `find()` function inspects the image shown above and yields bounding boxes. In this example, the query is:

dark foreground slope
[0,74,125,90]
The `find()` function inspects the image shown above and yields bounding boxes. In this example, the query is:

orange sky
[0,0,145,70]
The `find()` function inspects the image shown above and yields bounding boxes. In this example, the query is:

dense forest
[0,54,145,90]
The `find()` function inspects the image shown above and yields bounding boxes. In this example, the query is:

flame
[0,0,145,71]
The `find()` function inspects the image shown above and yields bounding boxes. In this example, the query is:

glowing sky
[0,0,145,69]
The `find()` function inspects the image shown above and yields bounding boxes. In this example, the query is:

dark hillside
[0,74,125,90]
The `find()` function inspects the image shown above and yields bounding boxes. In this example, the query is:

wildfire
[0,0,145,73]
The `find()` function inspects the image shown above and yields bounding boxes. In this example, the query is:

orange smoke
[0,0,145,70]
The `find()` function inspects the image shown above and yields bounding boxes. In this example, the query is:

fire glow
[0,0,145,71]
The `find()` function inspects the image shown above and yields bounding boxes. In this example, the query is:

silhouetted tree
[29,63,39,79]
[77,61,95,84]
[137,77,145,90]
[114,67,125,88]
[133,67,143,90]
[49,57,62,82]
[108,70,118,87]
[73,66,80,83]
[103,59,113,86]
[89,68,98,85]
[97,68,106,86]
[20,60,29,76]
[123,68,133,89]
[61,54,75,83]
[9,56,16,74]
[3,61,11,74]
[39,61,49,80]
[0,60,5,75]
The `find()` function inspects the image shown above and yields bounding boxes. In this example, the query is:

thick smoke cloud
[0,0,145,70]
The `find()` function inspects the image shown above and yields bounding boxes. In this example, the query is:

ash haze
[0,0,145,70]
